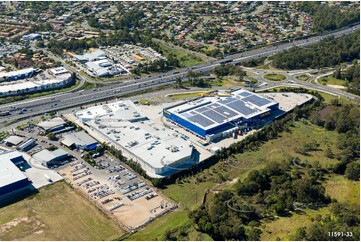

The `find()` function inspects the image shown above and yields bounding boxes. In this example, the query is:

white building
[0,67,72,97]
[0,68,36,82]
[74,100,197,177]
[73,49,107,63]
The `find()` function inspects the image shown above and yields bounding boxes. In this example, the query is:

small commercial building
[4,135,24,147]
[48,67,69,77]
[22,33,41,41]
[61,131,98,150]
[17,138,36,152]
[0,151,30,196]
[37,117,67,133]
[33,148,69,166]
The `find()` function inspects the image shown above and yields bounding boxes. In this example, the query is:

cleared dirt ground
[0,181,126,241]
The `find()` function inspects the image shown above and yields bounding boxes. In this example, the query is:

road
[0,24,358,125]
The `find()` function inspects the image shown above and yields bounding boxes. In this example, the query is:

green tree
[46,132,57,141]
[345,161,360,181]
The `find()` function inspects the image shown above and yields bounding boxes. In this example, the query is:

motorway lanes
[0,24,359,124]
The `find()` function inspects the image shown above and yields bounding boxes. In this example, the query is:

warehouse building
[33,148,69,166]
[74,100,196,177]
[0,151,30,196]
[85,59,127,77]
[163,89,279,142]
[61,130,98,150]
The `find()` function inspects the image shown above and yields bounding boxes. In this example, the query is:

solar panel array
[214,106,237,117]
[227,101,257,116]
[238,92,252,97]
[242,94,271,106]
[203,110,227,123]
[188,114,214,127]
[178,91,275,128]
[195,106,209,113]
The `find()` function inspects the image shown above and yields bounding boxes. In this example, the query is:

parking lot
[57,152,175,230]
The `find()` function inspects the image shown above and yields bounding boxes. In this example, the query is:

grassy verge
[263,73,287,81]
[167,91,204,100]
[0,131,9,140]
[259,88,352,105]
[295,74,311,82]
[124,212,189,240]
[0,181,126,241]
[80,81,105,90]
[210,78,239,87]
[79,70,134,83]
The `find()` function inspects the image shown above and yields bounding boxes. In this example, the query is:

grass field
[125,211,211,241]
[295,74,311,82]
[159,44,205,68]
[324,175,360,205]
[127,119,343,240]
[260,174,360,240]
[0,181,126,241]
[318,75,347,86]
[260,207,331,241]
[263,73,287,81]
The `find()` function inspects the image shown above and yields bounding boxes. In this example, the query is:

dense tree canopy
[271,31,359,70]
[190,160,331,240]
[296,2,360,32]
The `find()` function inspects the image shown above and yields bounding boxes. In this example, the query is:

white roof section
[61,130,98,147]
[4,135,24,146]
[38,117,66,131]
[32,148,68,163]
[73,49,107,62]
[76,100,146,122]
[75,100,193,170]
[0,151,28,187]
[0,73,71,94]
[0,68,35,79]
[166,89,278,130]
[48,67,69,76]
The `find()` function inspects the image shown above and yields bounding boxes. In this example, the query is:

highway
[0,24,359,125]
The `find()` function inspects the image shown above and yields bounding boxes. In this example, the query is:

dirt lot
[0,181,126,241]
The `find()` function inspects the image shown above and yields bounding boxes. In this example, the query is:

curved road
[0,25,359,125]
